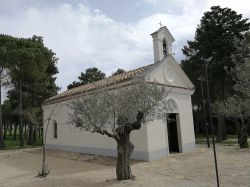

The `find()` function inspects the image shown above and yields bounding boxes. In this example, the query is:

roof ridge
[68,63,153,90]
[43,63,154,105]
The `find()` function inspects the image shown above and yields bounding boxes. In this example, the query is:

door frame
[166,113,182,154]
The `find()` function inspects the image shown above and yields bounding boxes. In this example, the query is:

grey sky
[0,0,250,94]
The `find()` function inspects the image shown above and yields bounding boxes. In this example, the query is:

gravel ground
[0,144,250,187]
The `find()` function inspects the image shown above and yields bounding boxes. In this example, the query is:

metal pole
[199,78,210,148]
[205,62,220,187]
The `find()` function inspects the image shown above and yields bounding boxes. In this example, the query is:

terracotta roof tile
[43,64,153,105]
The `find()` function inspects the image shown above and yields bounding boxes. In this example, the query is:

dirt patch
[25,148,141,167]
[1,145,250,187]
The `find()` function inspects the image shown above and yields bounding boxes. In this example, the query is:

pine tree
[67,67,105,89]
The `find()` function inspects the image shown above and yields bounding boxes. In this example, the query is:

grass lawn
[195,134,250,146]
[3,134,42,150]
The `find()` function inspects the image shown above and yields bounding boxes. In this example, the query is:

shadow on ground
[26,148,142,167]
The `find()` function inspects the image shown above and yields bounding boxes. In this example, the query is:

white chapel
[42,26,195,161]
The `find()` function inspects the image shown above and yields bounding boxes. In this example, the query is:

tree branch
[91,128,117,140]
[131,111,144,130]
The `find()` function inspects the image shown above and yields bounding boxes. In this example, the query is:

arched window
[53,121,58,138]
[163,39,167,56]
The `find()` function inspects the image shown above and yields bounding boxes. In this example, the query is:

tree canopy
[67,67,106,89]
[112,68,125,76]
[0,34,59,147]
[213,58,250,148]
[181,6,250,126]
[69,81,170,180]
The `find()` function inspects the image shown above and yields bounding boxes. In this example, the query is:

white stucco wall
[168,92,195,152]
[145,55,194,89]
[143,55,195,155]
[43,54,195,161]
[43,98,150,160]
[146,119,168,152]
[144,91,195,157]
[151,26,174,62]
[43,85,195,161]
[43,25,196,161]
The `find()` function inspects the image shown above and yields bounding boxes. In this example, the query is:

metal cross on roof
[159,21,163,28]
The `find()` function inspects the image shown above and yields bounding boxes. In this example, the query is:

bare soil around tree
[0,144,250,187]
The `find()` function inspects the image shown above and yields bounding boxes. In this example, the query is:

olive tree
[213,60,250,148]
[69,81,171,180]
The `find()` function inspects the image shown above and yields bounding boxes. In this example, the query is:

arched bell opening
[162,39,167,57]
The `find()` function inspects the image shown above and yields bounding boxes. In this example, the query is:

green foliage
[2,100,18,124]
[5,35,59,97]
[181,6,250,124]
[1,34,59,119]
[213,60,250,119]
[4,133,42,150]
[193,6,249,58]
[213,33,250,119]
[0,34,59,148]
[196,135,250,146]
[112,68,125,76]
[67,67,106,89]
[213,59,250,148]
[0,34,59,90]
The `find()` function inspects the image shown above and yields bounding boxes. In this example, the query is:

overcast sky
[0,0,250,93]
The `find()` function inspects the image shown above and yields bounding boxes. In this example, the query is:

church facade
[42,26,195,161]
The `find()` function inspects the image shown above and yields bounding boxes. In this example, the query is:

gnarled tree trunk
[8,124,13,136]
[116,135,134,181]
[24,124,27,140]
[13,124,17,141]
[19,79,24,147]
[236,118,248,148]
[27,124,33,145]
[115,111,143,181]
[3,123,7,140]
[239,120,248,148]
[0,75,5,149]
[33,125,37,144]
[217,116,227,142]
[38,126,41,138]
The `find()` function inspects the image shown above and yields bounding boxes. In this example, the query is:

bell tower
[151,26,175,63]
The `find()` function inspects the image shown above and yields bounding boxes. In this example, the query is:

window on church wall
[53,121,58,138]
[163,39,167,56]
